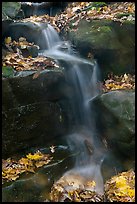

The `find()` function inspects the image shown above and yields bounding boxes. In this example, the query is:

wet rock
[20,45,39,58]
[2,70,73,158]
[92,90,135,159]
[2,102,65,157]
[2,20,14,40]
[3,21,49,49]
[2,70,68,110]
[67,19,135,78]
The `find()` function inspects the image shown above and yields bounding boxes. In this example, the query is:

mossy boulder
[2,2,21,20]
[67,19,135,78]
[92,90,135,159]
[69,20,121,50]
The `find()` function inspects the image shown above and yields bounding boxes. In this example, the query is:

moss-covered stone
[2,66,14,78]
[69,20,122,50]
[67,19,135,77]
[91,90,135,158]
[2,2,21,20]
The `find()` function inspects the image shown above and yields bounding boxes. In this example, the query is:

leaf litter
[49,169,135,202]
[102,73,135,92]
[49,173,104,202]
[2,150,53,184]
[104,169,135,202]
[3,37,59,73]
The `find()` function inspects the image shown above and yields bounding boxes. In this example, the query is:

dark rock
[3,21,49,49]
[20,45,39,58]
[2,70,73,158]
[2,102,66,158]
[92,90,135,159]
[2,70,71,110]
[2,20,14,39]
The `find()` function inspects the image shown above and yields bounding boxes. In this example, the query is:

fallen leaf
[26,152,44,160]
[5,37,12,44]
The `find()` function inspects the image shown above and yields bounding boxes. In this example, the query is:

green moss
[2,66,14,78]
[115,13,133,19]
[2,2,21,20]
[91,2,107,7]
[69,20,122,49]
[82,2,107,12]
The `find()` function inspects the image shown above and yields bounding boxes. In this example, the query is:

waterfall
[41,23,61,49]
[38,23,105,194]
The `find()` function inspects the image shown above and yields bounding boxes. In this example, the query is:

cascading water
[39,23,105,194]
[41,23,61,49]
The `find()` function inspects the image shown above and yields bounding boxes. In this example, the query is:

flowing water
[39,23,106,194]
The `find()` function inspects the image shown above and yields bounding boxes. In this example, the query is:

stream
[40,22,106,194]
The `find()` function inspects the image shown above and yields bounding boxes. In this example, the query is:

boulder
[91,90,135,159]
[3,21,49,49]
[2,20,14,39]
[66,19,135,78]
[2,70,73,158]
[2,2,21,20]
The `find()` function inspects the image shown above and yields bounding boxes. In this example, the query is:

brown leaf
[33,70,41,79]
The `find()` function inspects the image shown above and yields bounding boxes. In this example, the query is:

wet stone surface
[2,70,73,158]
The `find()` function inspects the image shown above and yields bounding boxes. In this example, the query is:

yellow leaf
[26,152,44,160]
[115,176,127,188]
[80,2,85,6]
[127,188,135,197]
[87,180,96,187]
[19,157,33,166]
[25,166,35,173]
[11,175,20,181]
[5,37,12,44]
[128,6,134,13]
[35,160,46,168]
[2,172,6,177]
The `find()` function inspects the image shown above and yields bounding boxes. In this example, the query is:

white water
[39,23,105,194]
[42,24,61,49]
